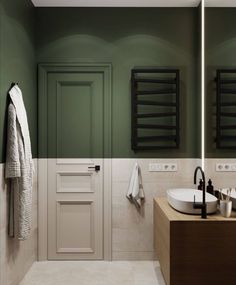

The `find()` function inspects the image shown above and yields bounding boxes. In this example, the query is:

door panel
[56,200,94,253]
[56,172,94,193]
[47,71,104,260]
[47,73,104,158]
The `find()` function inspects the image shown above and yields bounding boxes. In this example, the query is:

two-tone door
[47,71,104,260]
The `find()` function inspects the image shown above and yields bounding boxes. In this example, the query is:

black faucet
[193,166,207,219]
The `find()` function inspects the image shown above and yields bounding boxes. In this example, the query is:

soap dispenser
[207,179,214,195]
[198,179,203,190]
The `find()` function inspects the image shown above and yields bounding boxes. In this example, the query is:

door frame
[37,63,112,261]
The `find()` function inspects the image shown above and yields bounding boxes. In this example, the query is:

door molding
[38,63,112,261]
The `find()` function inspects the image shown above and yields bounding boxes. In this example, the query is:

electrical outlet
[149,163,177,172]
[149,163,162,171]
[231,164,236,171]
[216,163,236,172]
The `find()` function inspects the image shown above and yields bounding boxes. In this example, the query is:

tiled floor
[19,261,166,285]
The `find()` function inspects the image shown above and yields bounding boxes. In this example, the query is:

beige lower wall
[17,158,228,264]
[205,159,236,189]
[112,158,201,260]
[0,157,233,280]
[1,157,232,273]
[0,160,38,285]
[111,158,236,261]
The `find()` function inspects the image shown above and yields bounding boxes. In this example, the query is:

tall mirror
[205,0,236,192]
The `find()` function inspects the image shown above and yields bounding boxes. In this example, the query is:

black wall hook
[8,82,18,94]
[10,82,18,88]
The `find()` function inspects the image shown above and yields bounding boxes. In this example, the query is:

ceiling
[31,0,201,7]
[205,0,236,7]
[31,0,236,8]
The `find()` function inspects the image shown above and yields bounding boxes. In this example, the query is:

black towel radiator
[216,69,236,149]
[131,68,180,151]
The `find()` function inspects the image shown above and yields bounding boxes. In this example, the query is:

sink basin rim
[167,188,218,215]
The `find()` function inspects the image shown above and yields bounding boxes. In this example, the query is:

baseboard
[112,251,155,261]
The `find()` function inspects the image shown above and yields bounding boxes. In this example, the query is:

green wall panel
[206,8,236,158]
[0,6,201,160]
[0,0,37,163]
[47,72,104,158]
[36,8,201,158]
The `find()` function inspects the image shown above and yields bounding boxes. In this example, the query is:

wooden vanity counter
[154,197,236,285]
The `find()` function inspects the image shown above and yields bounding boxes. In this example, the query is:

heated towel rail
[131,68,180,151]
[216,69,236,149]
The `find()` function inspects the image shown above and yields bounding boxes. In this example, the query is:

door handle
[88,165,100,172]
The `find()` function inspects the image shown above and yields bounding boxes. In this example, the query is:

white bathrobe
[5,85,34,240]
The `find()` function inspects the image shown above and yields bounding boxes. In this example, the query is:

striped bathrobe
[5,85,34,240]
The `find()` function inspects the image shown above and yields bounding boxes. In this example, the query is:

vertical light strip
[201,0,205,170]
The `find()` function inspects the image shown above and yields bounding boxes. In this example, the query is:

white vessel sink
[167,188,218,215]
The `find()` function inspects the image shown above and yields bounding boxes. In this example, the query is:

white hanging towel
[126,162,145,207]
[5,85,34,240]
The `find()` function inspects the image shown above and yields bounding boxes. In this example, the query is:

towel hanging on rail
[5,84,34,240]
[126,162,145,208]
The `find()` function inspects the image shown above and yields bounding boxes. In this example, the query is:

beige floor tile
[19,261,165,285]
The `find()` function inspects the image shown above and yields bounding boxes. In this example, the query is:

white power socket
[149,163,177,172]
[216,163,236,172]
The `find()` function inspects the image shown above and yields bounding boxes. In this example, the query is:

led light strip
[201,0,205,170]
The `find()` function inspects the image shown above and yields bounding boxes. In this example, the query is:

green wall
[0,0,37,163]
[206,8,236,158]
[36,8,201,158]
[0,6,201,161]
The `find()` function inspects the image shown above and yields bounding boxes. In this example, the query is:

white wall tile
[205,159,236,189]
[112,158,201,260]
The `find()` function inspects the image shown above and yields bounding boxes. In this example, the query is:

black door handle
[88,165,100,172]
